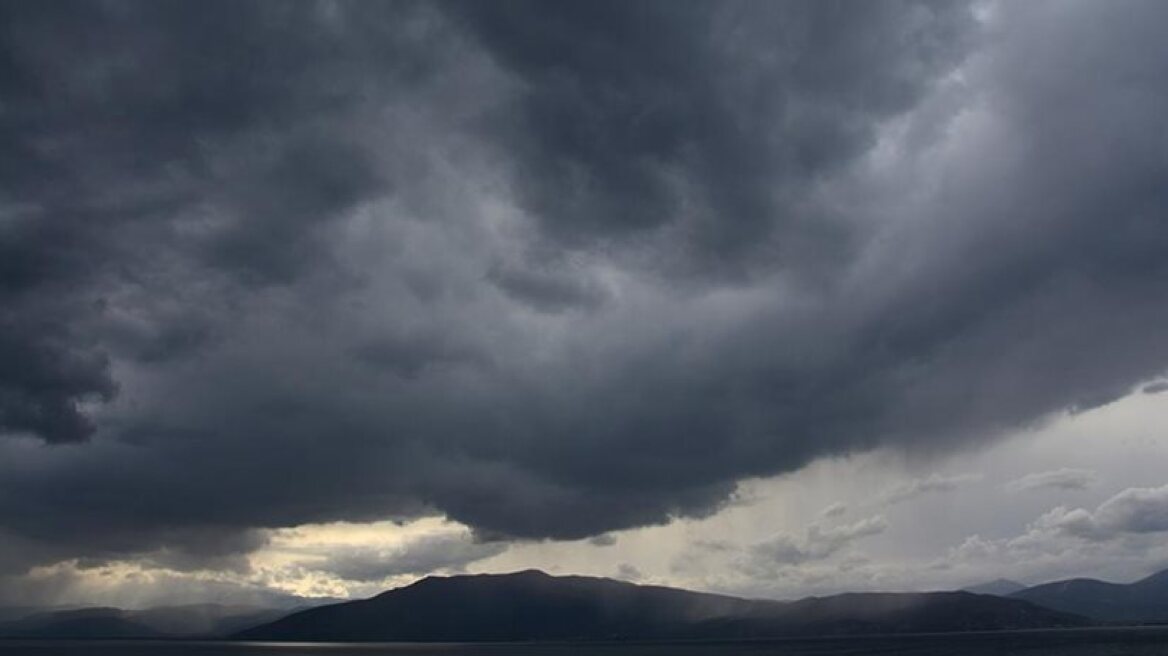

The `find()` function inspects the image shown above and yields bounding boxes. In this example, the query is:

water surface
[3,627,1168,655]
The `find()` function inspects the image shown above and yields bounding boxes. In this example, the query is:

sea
[3,628,1168,656]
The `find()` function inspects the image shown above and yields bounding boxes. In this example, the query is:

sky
[2,0,1168,608]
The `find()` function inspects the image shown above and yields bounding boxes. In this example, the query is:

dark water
[3,628,1168,655]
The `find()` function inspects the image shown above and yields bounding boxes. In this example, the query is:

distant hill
[0,608,162,639]
[963,579,1028,596]
[0,607,54,623]
[1011,569,1168,622]
[0,603,291,639]
[729,590,1085,637]
[237,570,1088,642]
[129,604,290,637]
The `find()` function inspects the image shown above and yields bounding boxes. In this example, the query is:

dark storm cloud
[448,0,973,276]
[3,0,1168,590]
[0,309,116,443]
[0,0,443,439]
[486,260,607,313]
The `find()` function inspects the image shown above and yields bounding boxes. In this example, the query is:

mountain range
[235,570,1086,641]
[1009,569,1168,622]
[0,604,296,639]
[6,568,1168,641]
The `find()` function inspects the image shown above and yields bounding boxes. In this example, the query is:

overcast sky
[3,0,1168,608]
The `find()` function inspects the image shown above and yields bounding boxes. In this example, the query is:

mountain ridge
[1010,568,1168,622]
[236,569,1088,642]
[16,568,1168,641]
[0,603,306,639]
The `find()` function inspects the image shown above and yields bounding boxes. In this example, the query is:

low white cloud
[1142,381,1168,395]
[1025,506,1105,542]
[946,534,1003,562]
[1013,485,1168,545]
[1093,486,1168,536]
[820,502,847,518]
[883,473,981,505]
[742,515,887,572]
[953,483,1168,564]
[1006,468,1098,493]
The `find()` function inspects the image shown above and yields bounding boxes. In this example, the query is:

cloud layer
[2,0,1168,591]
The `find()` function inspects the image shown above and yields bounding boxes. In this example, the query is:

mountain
[237,570,1088,642]
[963,579,1028,596]
[1010,569,1168,622]
[0,604,291,639]
[126,604,290,637]
[716,590,1086,637]
[0,607,53,623]
[0,608,162,639]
